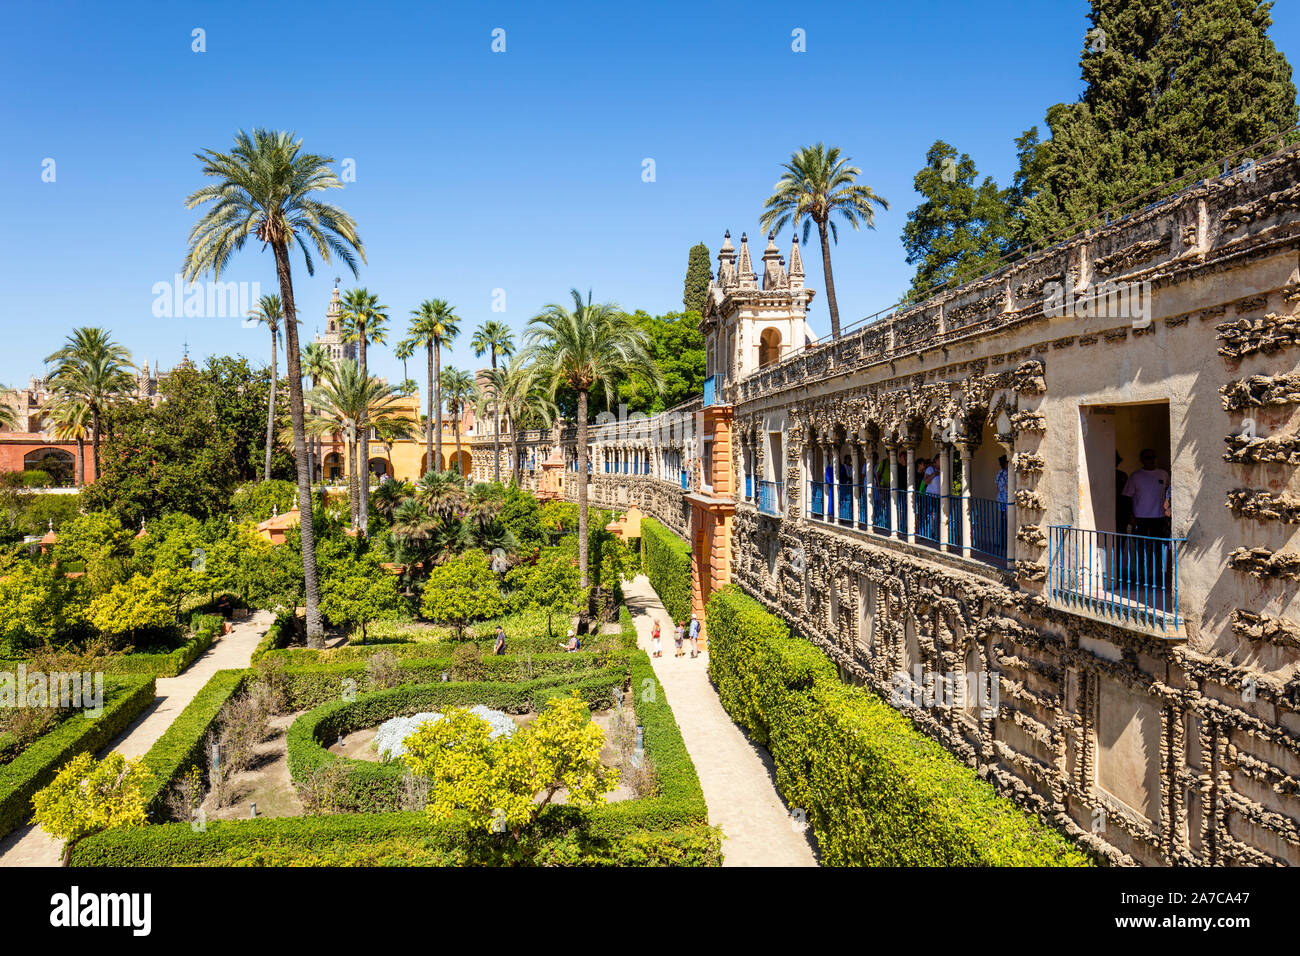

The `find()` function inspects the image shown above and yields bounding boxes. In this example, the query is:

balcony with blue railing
[970,497,1008,562]
[836,484,854,525]
[680,470,688,491]
[809,480,827,519]
[1048,526,1184,634]
[744,474,753,501]
[702,375,716,408]
[758,480,783,517]
[871,486,892,533]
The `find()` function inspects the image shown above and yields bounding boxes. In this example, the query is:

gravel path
[622,575,818,867]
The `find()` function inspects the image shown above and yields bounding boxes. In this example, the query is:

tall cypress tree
[683,242,711,315]
[1015,0,1296,245]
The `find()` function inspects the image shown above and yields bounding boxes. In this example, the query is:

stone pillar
[904,445,916,544]
[865,444,877,531]
[1002,441,1017,566]
[959,444,974,559]
[939,444,952,551]
[850,441,863,526]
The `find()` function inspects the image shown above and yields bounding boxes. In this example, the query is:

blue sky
[3,0,1299,390]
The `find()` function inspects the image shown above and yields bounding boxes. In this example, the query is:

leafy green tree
[54,511,134,595]
[420,550,505,637]
[902,141,1014,297]
[230,479,298,523]
[184,128,366,649]
[506,551,580,637]
[86,570,185,647]
[1013,0,1297,245]
[481,355,556,485]
[31,751,149,857]
[615,310,705,414]
[401,694,618,841]
[760,143,890,339]
[682,241,711,316]
[526,290,661,592]
[500,485,543,548]
[0,563,87,653]
[319,553,404,642]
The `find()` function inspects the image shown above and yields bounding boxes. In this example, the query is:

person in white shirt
[1123,448,1171,539]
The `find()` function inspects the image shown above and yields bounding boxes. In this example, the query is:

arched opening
[24,448,73,486]
[323,452,343,482]
[759,327,782,368]
[368,457,391,480]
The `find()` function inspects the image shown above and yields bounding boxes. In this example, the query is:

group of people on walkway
[651,613,700,659]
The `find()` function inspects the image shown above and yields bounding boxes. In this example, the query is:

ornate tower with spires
[699,230,816,397]
[317,281,357,364]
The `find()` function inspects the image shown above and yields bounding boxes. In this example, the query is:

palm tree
[394,337,415,387]
[471,320,515,482]
[46,396,90,486]
[45,327,135,475]
[759,143,890,339]
[0,388,16,431]
[339,288,389,533]
[300,341,332,483]
[247,293,285,481]
[526,289,661,592]
[415,470,467,521]
[183,128,363,647]
[408,300,460,475]
[481,354,555,485]
[441,366,477,478]
[307,360,409,529]
[371,478,411,522]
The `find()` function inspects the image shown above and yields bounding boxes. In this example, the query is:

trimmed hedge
[139,669,248,816]
[72,649,719,865]
[249,609,294,664]
[0,617,219,680]
[284,667,627,813]
[640,518,692,623]
[706,585,1092,867]
[0,675,156,839]
[69,811,722,867]
[278,652,615,711]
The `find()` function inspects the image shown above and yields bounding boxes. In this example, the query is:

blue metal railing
[916,492,941,543]
[744,474,753,501]
[858,485,870,529]
[1048,526,1184,633]
[837,484,854,523]
[758,480,783,517]
[970,497,1007,560]
[680,470,688,490]
[703,375,716,408]
[945,496,963,549]
[809,480,827,518]
[894,490,909,535]
[872,487,892,533]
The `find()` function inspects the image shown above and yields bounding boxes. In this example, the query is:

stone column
[904,445,917,544]
[865,443,877,531]
[939,444,952,551]
[1002,441,1017,566]
[959,444,974,559]
[851,441,863,526]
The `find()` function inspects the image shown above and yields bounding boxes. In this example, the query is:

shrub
[0,675,155,839]
[705,585,1092,866]
[449,643,486,682]
[420,551,505,637]
[365,648,402,690]
[640,518,691,623]
[30,751,150,853]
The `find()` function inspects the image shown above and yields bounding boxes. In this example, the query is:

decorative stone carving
[1216,312,1300,359]
[1223,434,1300,465]
[1093,232,1171,276]
[1226,489,1300,523]
[1221,180,1300,233]
[1227,547,1300,580]
[1013,560,1047,582]
[1012,360,1046,394]
[1010,410,1047,434]
[1012,452,1045,475]
[1015,489,1046,511]
[1231,609,1300,649]
[1220,373,1300,410]
[1016,524,1047,547]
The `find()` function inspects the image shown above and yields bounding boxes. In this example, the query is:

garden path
[0,610,273,867]
[622,575,818,867]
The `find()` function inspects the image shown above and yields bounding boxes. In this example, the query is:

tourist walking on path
[674,621,685,657]
[493,625,506,656]
[652,619,662,658]
[689,613,700,658]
